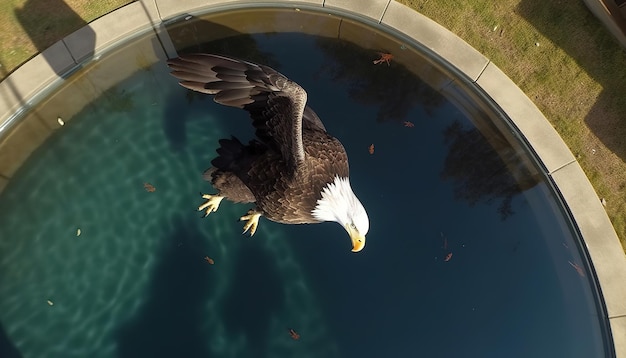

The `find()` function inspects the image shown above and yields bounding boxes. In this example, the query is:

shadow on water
[220,242,285,358]
[0,322,22,358]
[165,18,278,66]
[14,0,95,76]
[115,216,214,358]
[162,91,205,152]
[516,0,626,161]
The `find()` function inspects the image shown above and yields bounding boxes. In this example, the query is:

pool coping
[1,0,625,356]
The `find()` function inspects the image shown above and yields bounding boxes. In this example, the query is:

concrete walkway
[0,0,624,356]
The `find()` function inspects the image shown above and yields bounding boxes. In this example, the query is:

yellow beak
[346,224,366,252]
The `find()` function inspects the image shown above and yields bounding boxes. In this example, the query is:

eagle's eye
[350,223,357,230]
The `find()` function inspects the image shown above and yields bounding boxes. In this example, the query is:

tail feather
[202,167,216,182]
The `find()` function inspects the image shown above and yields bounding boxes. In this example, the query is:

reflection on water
[314,36,542,219]
[441,120,541,219]
[0,9,612,358]
[315,37,446,122]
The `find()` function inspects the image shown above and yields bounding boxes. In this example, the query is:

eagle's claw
[240,210,262,236]
[198,194,224,217]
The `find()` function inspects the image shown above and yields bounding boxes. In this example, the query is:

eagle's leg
[198,194,224,217]
[240,209,263,236]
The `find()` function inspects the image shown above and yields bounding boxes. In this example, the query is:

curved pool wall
[0,0,625,355]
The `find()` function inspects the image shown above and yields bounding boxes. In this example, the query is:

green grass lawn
[2,0,625,250]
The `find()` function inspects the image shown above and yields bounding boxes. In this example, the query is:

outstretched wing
[167,54,324,173]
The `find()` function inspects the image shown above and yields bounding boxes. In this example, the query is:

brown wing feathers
[167,54,279,107]
[167,54,309,171]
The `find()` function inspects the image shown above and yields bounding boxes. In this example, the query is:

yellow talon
[240,210,262,236]
[198,194,224,217]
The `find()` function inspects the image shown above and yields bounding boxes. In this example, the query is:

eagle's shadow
[114,216,216,358]
[113,214,286,358]
[0,322,22,358]
[219,240,285,358]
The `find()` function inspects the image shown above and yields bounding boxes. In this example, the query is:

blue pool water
[0,19,612,358]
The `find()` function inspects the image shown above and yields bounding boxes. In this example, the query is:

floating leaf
[143,183,156,192]
[288,328,300,340]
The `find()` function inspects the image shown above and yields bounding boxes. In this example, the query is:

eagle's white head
[312,176,369,252]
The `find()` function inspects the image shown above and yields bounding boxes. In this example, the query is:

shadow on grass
[517,0,626,161]
[14,0,95,75]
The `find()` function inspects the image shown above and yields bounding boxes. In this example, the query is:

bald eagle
[167,54,369,252]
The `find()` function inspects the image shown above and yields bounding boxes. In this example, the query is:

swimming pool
[0,4,618,358]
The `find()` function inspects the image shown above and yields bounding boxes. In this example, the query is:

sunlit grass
[0,0,133,77]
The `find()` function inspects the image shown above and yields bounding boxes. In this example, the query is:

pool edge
[0,0,625,356]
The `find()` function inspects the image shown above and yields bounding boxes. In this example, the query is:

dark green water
[0,31,612,357]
